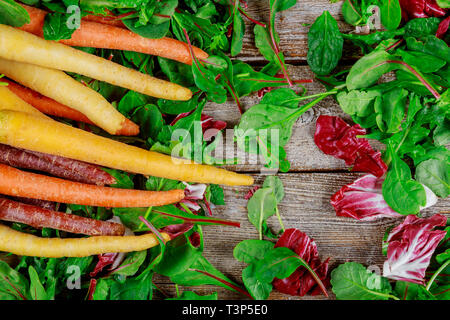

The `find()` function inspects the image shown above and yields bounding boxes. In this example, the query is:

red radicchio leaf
[383,214,448,284]
[436,16,450,39]
[160,223,194,240]
[331,174,402,221]
[272,228,330,297]
[399,0,447,20]
[189,231,201,248]
[181,183,207,212]
[90,253,119,277]
[314,115,387,177]
[201,114,227,141]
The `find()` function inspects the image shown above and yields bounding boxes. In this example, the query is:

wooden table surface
[1,1,448,301]
[152,0,450,300]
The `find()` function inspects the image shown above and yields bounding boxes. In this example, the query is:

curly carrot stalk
[2,79,137,136]
[0,144,116,186]
[0,164,185,207]
[0,223,170,257]
[0,110,254,186]
[0,25,192,101]
[0,197,125,236]
[19,4,208,65]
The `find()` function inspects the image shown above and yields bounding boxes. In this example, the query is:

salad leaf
[307,11,343,76]
[0,0,30,27]
[331,262,394,300]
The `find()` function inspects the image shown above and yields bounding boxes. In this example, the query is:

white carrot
[0,58,136,135]
[0,24,192,101]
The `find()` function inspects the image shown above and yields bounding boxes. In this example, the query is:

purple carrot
[0,197,125,236]
[0,144,116,185]
[12,197,57,211]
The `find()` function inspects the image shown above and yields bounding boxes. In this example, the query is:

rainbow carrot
[0,144,116,186]
[0,110,254,186]
[0,223,170,257]
[0,25,192,101]
[0,197,125,236]
[2,79,138,136]
[19,4,208,65]
[0,163,185,207]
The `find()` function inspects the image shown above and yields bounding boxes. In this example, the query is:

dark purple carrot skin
[12,197,57,211]
[0,144,116,185]
[0,197,125,236]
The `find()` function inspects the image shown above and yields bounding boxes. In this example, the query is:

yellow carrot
[0,59,136,135]
[0,86,47,118]
[0,223,170,257]
[0,110,254,186]
[0,24,191,101]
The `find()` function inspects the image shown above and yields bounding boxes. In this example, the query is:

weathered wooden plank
[153,173,450,300]
[236,0,353,62]
[204,65,384,172]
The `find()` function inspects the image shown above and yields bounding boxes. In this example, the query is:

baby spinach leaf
[337,89,381,118]
[170,256,247,295]
[112,251,147,277]
[0,0,30,27]
[375,87,408,133]
[382,147,427,215]
[307,11,343,76]
[0,260,29,300]
[378,0,401,31]
[43,12,77,41]
[254,247,321,285]
[155,231,203,277]
[242,264,273,300]
[331,262,394,300]
[416,158,450,198]
[406,36,450,63]
[341,0,363,26]
[28,266,49,300]
[260,88,302,109]
[233,239,275,264]
[346,50,399,90]
[247,188,278,240]
[230,0,245,56]
[262,175,285,203]
[398,50,446,74]
[404,17,441,38]
[123,18,170,39]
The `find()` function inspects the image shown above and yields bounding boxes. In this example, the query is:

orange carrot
[83,13,126,28]
[0,164,185,208]
[2,79,138,136]
[19,4,209,65]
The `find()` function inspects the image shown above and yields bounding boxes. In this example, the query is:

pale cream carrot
[0,24,192,101]
[0,110,254,186]
[0,223,170,257]
[0,58,138,135]
[0,86,47,118]
[2,78,138,136]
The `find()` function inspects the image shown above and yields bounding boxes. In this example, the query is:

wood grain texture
[236,1,354,62]
[0,0,449,302]
[152,173,450,300]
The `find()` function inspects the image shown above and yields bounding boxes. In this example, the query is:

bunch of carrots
[0,5,253,258]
